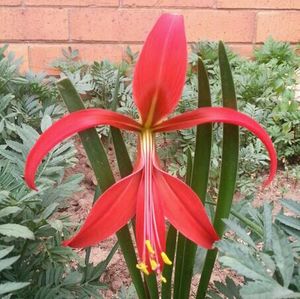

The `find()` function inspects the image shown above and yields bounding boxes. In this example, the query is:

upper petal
[153,107,277,187]
[24,109,141,190]
[133,14,187,127]
[63,168,143,248]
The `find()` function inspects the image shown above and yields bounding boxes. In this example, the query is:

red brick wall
[1,0,299,73]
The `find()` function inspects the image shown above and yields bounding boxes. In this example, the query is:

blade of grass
[173,58,212,299]
[196,41,239,299]
[57,78,147,299]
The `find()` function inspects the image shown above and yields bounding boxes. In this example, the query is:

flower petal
[153,107,277,186]
[133,13,187,127]
[153,166,219,249]
[25,109,141,190]
[63,168,143,248]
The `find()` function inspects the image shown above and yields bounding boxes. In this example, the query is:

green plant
[0,45,119,298]
[209,199,300,299]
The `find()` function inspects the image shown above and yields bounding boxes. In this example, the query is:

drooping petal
[133,13,187,127]
[63,168,143,248]
[25,109,141,190]
[152,166,219,249]
[153,107,277,186]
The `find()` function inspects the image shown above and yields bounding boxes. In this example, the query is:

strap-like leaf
[196,41,239,299]
[174,57,213,299]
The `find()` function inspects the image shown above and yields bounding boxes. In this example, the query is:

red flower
[24,14,277,282]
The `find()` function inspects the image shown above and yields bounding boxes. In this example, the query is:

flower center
[136,129,172,283]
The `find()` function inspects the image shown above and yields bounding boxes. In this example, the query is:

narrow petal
[153,107,277,186]
[133,13,187,127]
[63,169,143,248]
[153,166,219,249]
[25,109,141,190]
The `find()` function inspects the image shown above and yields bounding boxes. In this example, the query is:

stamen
[161,252,172,265]
[150,259,158,271]
[145,240,155,254]
[160,275,167,283]
[136,262,149,275]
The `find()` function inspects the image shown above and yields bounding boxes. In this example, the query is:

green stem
[196,41,239,299]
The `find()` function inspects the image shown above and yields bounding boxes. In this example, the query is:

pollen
[150,259,158,270]
[161,252,172,265]
[160,275,167,284]
[136,262,149,275]
[145,240,155,254]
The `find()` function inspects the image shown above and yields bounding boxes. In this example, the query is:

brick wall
[1,0,299,73]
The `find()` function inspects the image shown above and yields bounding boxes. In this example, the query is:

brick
[119,9,162,41]
[25,0,118,6]
[183,10,255,43]
[0,8,68,41]
[70,8,119,41]
[2,44,29,73]
[217,0,300,9]
[29,44,123,74]
[122,0,213,7]
[229,44,254,58]
[0,0,22,5]
[77,44,123,61]
[256,12,300,42]
[70,8,162,42]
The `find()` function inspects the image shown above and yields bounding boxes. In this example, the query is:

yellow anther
[160,275,167,284]
[150,259,158,271]
[136,263,149,275]
[161,252,172,265]
[145,240,155,254]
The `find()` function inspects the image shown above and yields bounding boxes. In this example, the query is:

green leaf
[0,246,14,259]
[214,277,242,299]
[47,219,63,232]
[219,255,269,281]
[272,226,294,287]
[41,203,59,220]
[0,206,21,218]
[0,94,15,113]
[197,41,239,299]
[63,271,83,285]
[263,203,273,251]
[0,256,20,272]
[280,199,300,215]
[57,78,114,191]
[0,282,30,295]
[0,224,34,239]
[277,215,300,231]
[241,281,300,299]
[40,114,52,132]
[161,225,177,299]
[174,57,213,299]
[223,219,256,247]
[193,247,207,275]
[259,252,276,276]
